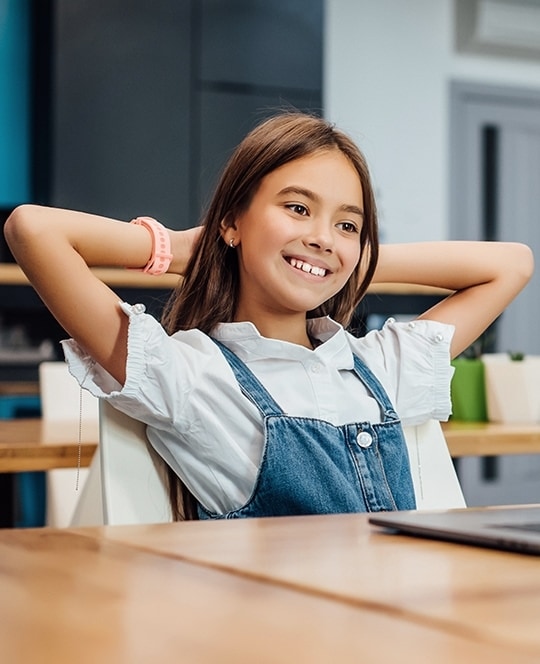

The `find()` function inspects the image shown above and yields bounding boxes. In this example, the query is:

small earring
[229,238,236,248]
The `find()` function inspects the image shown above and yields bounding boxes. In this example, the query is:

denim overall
[198,341,416,519]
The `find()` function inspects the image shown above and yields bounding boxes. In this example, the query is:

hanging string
[76,385,83,491]
[75,362,94,491]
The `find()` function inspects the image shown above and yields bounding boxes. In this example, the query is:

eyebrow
[278,186,364,218]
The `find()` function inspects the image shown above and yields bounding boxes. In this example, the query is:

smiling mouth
[286,257,328,277]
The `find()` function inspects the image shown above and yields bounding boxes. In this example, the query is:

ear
[219,214,238,244]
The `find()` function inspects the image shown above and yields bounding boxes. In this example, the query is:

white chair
[403,420,466,510]
[71,403,464,526]
[70,401,171,526]
[39,361,99,527]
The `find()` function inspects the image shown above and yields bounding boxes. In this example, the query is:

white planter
[482,354,540,424]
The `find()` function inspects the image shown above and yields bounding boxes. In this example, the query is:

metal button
[356,431,373,448]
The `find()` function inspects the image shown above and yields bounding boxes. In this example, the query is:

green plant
[508,351,525,361]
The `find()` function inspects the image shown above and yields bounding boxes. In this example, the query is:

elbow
[514,242,535,287]
[3,205,43,253]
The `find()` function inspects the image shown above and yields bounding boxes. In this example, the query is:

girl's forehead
[260,151,363,204]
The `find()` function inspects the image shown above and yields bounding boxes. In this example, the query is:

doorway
[450,81,540,355]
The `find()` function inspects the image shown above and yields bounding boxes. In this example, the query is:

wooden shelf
[0,263,180,289]
[0,263,450,296]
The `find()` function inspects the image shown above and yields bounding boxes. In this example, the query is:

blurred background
[1,0,540,509]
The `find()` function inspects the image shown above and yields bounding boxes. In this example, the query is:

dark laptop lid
[369,505,540,555]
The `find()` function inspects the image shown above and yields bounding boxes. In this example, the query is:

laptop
[368,504,540,555]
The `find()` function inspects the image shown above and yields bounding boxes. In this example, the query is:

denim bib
[198,341,416,519]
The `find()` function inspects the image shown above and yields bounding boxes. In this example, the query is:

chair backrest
[39,361,99,527]
[71,407,464,526]
[68,448,103,526]
[39,361,99,422]
[402,419,466,510]
[71,401,171,526]
[99,401,172,524]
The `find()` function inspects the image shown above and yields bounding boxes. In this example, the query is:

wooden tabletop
[0,381,39,396]
[80,511,540,660]
[0,418,98,472]
[442,420,540,457]
[0,516,538,663]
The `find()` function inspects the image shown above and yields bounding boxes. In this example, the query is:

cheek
[345,242,362,271]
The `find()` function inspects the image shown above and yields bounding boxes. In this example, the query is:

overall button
[356,431,373,448]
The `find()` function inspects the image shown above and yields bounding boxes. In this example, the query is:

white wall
[324,0,540,242]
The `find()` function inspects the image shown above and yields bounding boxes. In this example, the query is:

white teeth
[289,258,326,277]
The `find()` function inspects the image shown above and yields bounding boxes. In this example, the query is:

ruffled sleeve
[351,318,455,426]
[60,301,224,430]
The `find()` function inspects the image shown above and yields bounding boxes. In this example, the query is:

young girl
[5,112,533,520]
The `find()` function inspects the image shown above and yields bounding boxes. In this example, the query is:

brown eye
[287,203,309,216]
[337,221,359,234]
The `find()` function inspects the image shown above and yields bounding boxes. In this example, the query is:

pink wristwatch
[130,216,173,275]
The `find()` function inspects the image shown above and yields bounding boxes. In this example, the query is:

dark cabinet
[36,0,323,228]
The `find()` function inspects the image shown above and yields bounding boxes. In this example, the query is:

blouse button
[310,363,321,374]
[356,431,373,448]
[385,317,396,326]
[408,321,416,329]
[132,303,146,315]
[435,333,444,342]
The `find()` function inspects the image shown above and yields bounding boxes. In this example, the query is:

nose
[303,220,334,253]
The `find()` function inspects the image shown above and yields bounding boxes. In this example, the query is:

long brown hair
[161,111,379,519]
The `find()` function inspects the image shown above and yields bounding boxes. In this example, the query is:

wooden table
[442,420,540,457]
[0,381,39,396]
[0,418,98,472]
[0,418,99,526]
[90,512,540,660]
[1,513,538,663]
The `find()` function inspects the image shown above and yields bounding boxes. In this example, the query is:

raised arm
[4,204,200,384]
[373,241,534,358]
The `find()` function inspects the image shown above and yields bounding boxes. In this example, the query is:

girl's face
[231,149,364,331]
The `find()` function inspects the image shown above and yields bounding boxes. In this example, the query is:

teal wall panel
[0,0,30,206]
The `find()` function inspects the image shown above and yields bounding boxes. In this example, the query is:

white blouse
[62,302,455,514]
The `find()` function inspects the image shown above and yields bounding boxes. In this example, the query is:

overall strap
[212,339,285,417]
[214,339,399,423]
[352,355,398,422]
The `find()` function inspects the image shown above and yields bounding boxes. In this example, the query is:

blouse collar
[211,317,355,370]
